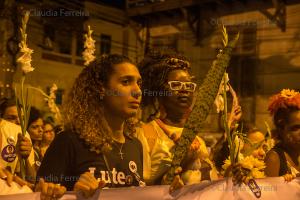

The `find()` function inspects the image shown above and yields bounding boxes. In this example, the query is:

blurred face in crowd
[159,69,196,114]
[3,105,20,125]
[282,110,300,150]
[42,123,55,144]
[102,62,142,119]
[242,131,266,161]
[28,118,44,141]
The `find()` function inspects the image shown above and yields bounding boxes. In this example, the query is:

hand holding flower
[16,133,32,159]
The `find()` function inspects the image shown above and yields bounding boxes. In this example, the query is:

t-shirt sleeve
[37,132,74,185]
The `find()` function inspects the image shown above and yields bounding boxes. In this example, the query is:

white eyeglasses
[167,81,197,92]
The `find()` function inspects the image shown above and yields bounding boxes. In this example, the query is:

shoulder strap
[272,147,290,176]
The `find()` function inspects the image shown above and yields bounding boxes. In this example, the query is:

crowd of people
[0,52,299,200]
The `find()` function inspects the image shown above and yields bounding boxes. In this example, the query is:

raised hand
[228,84,242,129]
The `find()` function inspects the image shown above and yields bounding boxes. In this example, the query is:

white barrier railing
[0,177,299,200]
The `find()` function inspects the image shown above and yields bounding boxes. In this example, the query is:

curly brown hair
[138,50,192,121]
[64,54,136,154]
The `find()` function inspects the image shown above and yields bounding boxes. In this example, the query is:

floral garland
[82,25,96,66]
[268,89,300,115]
[163,26,239,184]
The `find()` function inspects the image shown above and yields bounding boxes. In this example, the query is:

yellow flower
[280,89,299,98]
[252,158,266,170]
[251,168,265,178]
[240,155,265,170]
[241,156,254,170]
[222,158,231,171]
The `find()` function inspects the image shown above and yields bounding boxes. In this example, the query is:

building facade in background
[0,1,300,139]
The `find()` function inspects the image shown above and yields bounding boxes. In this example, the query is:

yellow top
[135,120,216,185]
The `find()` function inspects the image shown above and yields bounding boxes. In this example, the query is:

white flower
[265,138,275,152]
[47,84,59,113]
[214,73,230,113]
[49,83,58,99]
[17,45,34,74]
[214,94,224,113]
[82,26,96,66]
[233,136,244,158]
[17,11,34,74]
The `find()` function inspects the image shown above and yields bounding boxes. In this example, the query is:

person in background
[0,98,20,125]
[0,98,36,184]
[40,120,56,160]
[265,89,300,181]
[27,107,44,170]
[240,128,267,161]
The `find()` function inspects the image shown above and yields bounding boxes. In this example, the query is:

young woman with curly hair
[265,89,300,180]
[36,54,144,199]
[136,50,218,187]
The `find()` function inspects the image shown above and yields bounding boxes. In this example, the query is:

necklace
[114,141,125,160]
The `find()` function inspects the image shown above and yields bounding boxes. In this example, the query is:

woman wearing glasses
[137,50,218,187]
[40,120,56,160]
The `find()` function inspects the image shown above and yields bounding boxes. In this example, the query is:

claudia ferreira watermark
[101,89,172,98]
[28,8,89,17]
[209,18,277,27]
[209,183,277,192]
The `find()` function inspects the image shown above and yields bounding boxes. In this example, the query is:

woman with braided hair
[265,89,300,181]
[136,50,218,187]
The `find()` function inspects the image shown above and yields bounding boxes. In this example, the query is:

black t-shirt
[37,130,143,190]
